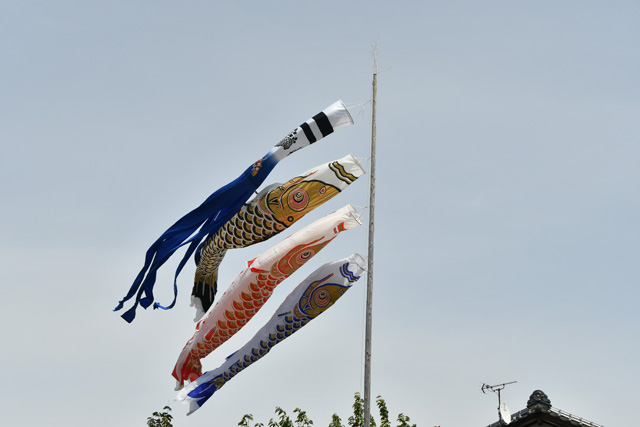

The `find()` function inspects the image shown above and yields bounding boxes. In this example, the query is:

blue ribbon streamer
[115,152,278,323]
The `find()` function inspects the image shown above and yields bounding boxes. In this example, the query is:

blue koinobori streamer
[114,101,353,323]
[176,253,366,414]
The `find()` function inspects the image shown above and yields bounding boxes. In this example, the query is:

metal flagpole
[363,50,378,427]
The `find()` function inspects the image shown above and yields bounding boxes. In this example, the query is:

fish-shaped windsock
[114,101,353,323]
[177,253,366,414]
[173,204,362,387]
[191,154,365,319]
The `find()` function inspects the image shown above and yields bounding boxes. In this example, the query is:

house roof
[485,390,603,427]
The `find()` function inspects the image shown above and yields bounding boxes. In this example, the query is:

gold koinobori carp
[191,154,365,319]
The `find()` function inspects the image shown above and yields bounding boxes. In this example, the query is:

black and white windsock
[272,100,354,160]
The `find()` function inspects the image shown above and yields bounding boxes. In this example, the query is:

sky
[1,1,639,426]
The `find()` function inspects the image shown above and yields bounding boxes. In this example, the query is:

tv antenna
[481,381,517,424]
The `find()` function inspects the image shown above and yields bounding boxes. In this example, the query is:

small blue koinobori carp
[176,253,366,414]
[114,101,353,323]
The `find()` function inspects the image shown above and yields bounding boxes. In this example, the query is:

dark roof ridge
[485,390,603,427]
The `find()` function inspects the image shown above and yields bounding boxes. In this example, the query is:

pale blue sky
[1,1,639,426]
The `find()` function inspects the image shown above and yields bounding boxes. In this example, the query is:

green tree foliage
[347,392,364,427]
[328,413,345,427]
[146,394,416,427]
[395,413,416,427]
[239,413,264,427]
[147,406,173,427]
[239,393,416,427]
[347,392,376,427]
[376,396,390,427]
[264,407,313,427]
[294,408,314,427]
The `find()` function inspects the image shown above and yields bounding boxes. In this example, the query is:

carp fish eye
[287,189,309,211]
[313,289,332,308]
[295,250,313,264]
